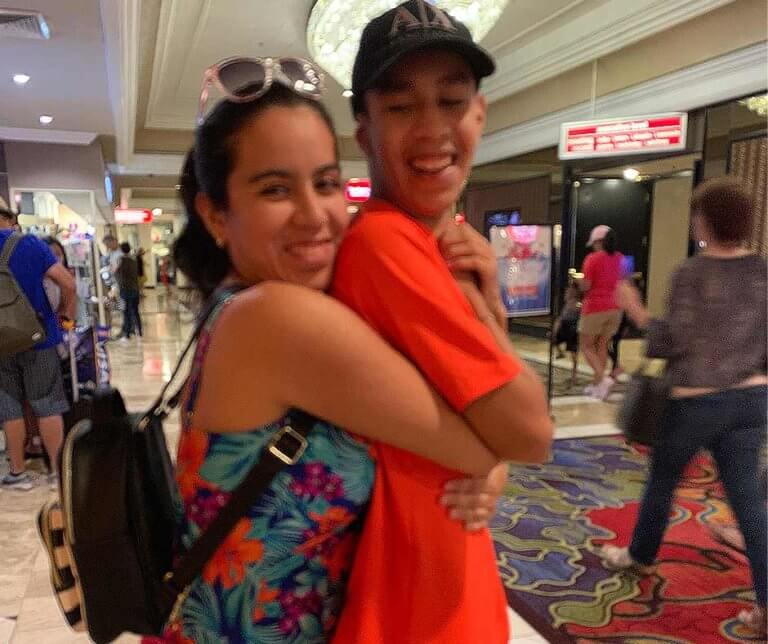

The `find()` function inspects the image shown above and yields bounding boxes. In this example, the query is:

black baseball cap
[351,0,496,115]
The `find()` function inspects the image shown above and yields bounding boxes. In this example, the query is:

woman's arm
[193,282,498,476]
[617,280,677,359]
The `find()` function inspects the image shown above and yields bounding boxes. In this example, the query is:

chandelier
[739,94,768,118]
[307,0,510,91]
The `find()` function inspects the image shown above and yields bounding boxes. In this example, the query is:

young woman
[578,225,625,400]
[606,177,767,635]
[149,58,506,644]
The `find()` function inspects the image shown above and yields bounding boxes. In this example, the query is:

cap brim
[359,32,495,104]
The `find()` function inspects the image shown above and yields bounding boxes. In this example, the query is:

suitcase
[62,328,97,437]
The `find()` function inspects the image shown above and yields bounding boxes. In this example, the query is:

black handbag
[37,286,314,643]
[617,359,670,447]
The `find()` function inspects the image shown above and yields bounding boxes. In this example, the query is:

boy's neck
[371,191,454,233]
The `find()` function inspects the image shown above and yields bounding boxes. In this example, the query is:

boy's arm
[457,280,552,463]
[334,217,552,463]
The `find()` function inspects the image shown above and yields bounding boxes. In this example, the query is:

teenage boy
[330,2,553,642]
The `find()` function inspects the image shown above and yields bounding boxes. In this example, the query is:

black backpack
[0,233,47,357]
[37,286,314,643]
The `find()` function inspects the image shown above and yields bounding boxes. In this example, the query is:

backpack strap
[164,410,315,608]
[0,233,21,269]
[138,284,245,429]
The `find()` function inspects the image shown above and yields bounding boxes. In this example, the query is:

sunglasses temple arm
[197,74,211,125]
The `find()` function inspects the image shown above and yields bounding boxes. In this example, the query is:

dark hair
[0,207,17,223]
[690,176,754,245]
[120,242,131,254]
[103,234,117,244]
[43,236,69,269]
[602,229,617,255]
[174,84,338,299]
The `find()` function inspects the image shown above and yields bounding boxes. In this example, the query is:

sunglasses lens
[218,60,266,97]
[280,59,324,97]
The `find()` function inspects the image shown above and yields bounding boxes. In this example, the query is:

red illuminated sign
[345,178,371,202]
[114,208,153,224]
[558,113,687,160]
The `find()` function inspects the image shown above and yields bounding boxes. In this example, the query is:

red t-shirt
[330,200,520,644]
[581,250,625,315]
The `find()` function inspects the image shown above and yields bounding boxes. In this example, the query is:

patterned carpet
[492,436,763,643]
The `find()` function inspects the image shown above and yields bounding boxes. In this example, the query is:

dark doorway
[573,179,652,283]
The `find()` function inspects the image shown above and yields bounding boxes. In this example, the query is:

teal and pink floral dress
[149,314,375,644]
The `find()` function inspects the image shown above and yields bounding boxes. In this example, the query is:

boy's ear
[355,115,373,158]
[473,92,487,128]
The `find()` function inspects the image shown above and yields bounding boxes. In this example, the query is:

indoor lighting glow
[13,73,30,85]
[623,168,640,181]
[307,0,510,89]
[39,115,53,125]
[739,94,768,117]
[152,208,163,216]
[342,89,354,98]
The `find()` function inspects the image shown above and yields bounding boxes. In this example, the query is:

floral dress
[152,314,375,644]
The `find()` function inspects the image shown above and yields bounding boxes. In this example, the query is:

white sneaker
[1,471,34,491]
[47,473,59,492]
[601,545,656,575]
[593,376,615,401]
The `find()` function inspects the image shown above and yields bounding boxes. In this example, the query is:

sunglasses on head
[197,56,325,124]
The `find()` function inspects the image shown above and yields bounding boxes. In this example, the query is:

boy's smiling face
[356,48,486,226]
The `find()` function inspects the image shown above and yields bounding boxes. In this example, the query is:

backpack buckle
[267,424,308,465]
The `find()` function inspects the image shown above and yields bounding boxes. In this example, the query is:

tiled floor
[0,292,623,643]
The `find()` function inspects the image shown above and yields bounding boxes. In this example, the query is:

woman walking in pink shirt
[578,225,624,400]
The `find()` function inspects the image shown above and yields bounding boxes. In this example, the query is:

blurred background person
[578,225,624,400]
[604,177,767,635]
[115,242,142,340]
[553,279,582,387]
[0,202,76,490]
[136,247,147,296]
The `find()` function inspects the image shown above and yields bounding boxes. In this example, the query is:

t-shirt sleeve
[23,236,57,279]
[333,217,521,412]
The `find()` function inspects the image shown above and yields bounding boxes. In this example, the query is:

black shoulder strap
[166,413,315,595]
[0,233,21,269]
[141,284,245,424]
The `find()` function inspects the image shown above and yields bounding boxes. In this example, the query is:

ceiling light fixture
[342,89,353,98]
[739,94,768,117]
[307,0,510,89]
[152,208,163,216]
[13,73,30,85]
[39,115,53,125]
[623,168,640,181]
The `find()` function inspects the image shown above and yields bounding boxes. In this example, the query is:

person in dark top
[115,242,143,339]
[553,280,581,386]
[136,247,147,295]
[603,177,767,636]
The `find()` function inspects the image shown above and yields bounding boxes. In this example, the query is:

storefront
[468,92,766,326]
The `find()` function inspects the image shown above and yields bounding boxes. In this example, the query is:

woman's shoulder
[217,282,332,331]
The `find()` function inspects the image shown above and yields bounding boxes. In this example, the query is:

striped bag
[37,499,86,632]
